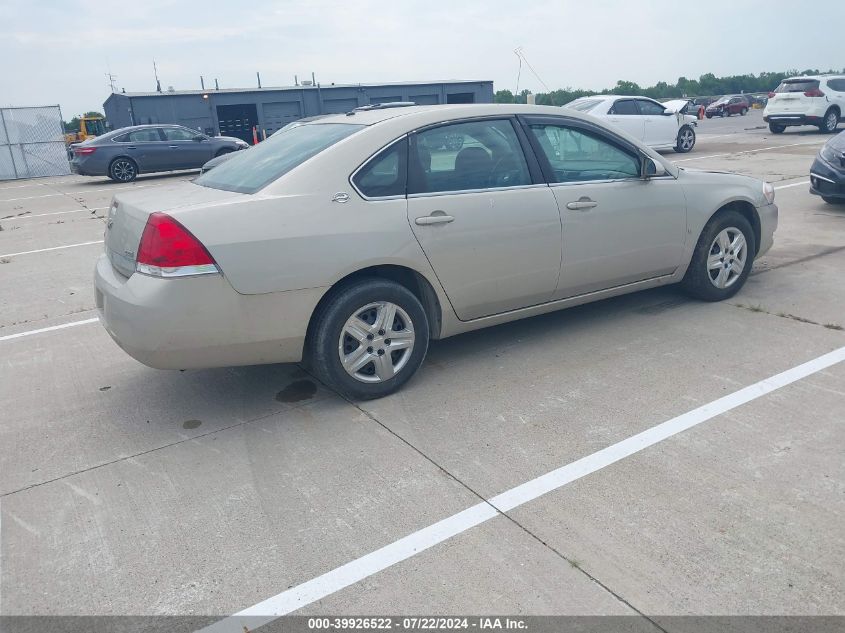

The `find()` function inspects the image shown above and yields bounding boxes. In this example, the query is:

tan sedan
[95,103,778,399]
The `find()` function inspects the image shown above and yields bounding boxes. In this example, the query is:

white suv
[763,75,845,134]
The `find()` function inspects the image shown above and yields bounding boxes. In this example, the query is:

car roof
[784,75,844,81]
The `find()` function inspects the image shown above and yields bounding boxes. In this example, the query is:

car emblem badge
[332,192,350,203]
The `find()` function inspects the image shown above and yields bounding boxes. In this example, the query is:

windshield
[566,99,603,112]
[195,122,364,194]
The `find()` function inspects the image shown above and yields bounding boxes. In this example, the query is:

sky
[0,0,843,118]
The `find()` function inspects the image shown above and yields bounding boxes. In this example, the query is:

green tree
[494,89,515,103]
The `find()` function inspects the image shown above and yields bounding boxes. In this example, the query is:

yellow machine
[64,116,106,144]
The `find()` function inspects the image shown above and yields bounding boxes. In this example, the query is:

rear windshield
[566,99,603,112]
[775,79,820,93]
[195,122,364,194]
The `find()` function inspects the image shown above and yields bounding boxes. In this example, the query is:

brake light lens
[74,146,97,155]
[804,89,825,97]
[135,212,219,278]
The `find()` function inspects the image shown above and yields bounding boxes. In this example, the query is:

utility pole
[153,60,161,92]
[106,72,118,93]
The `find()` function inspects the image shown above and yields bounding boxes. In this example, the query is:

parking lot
[2,109,843,629]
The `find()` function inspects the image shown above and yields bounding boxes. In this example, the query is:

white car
[564,95,698,153]
[763,75,844,134]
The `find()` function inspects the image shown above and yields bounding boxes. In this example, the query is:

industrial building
[103,80,494,143]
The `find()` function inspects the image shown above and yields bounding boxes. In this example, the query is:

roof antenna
[153,59,162,93]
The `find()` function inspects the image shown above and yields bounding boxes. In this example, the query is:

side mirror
[642,156,667,179]
[193,135,207,142]
[662,109,676,116]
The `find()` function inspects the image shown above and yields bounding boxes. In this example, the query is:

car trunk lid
[105,181,243,278]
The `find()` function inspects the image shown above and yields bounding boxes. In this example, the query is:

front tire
[674,125,696,153]
[769,123,785,134]
[820,109,839,133]
[681,210,755,302]
[108,157,138,182]
[307,279,429,400]
[706,113,713,119]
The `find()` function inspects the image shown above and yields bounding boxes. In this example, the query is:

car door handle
[127,146,137,150]
[168,145,179,149]
[566,198,598,211]
[415,214,455,225]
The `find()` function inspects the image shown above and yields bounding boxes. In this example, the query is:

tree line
[495,68,845,106]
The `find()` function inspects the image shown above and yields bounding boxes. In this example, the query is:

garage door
[263,101,302,134]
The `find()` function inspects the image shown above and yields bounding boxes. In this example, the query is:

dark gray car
[69,124,249,182]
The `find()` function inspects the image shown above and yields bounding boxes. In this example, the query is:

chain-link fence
[0,106,71,180]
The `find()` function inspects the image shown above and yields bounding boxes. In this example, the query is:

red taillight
[804,89,825,97]
[73,146,96,155]
[136,212,218,277]
[767,92,776,98]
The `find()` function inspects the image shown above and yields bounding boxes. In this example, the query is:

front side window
[195,122,364,194]
[637,100,665,116]
[353,137,407,198]
[528,123,640,183]
[163,127,199,141]
[127,129,162,142]
[609,100,638,115]
[409,119,531,194]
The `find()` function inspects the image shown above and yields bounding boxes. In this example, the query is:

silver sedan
[95,103,778,399]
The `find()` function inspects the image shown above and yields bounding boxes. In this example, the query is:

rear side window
[353,137,407,198]
[609,100,638,115]
[195,123,364,194]
[127,129,162,142]
[775,79,820,93]
[163,127,198,141]
[409,119,531,194]
[826,78,845,92]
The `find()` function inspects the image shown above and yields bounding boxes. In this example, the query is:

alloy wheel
[707,227,747,289]
[679,128,695,151]
[824,111,838,132]
[112,159,135,182]
[338,301,415,383]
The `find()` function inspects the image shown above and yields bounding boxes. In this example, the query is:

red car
[705,95,750,118]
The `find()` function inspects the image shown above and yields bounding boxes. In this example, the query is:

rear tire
[769,123,785,134]
[674,125,696,153]
[706,113,713,119]
[741,108,748,116]
[820,108,839,133]
[307,278,429,400]
[108,157,138,182]
[681,210,755,302]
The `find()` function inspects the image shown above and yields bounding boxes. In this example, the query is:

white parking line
[0,240,103,259]
[1,206,108,220]
[0,318,99,343]
[199,345,845,632]
[0,183,155,203]
[774,181,810,190]
[674,140,825,163]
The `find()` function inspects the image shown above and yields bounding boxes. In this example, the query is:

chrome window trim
[407,183,549,199]
[811,172,836,184]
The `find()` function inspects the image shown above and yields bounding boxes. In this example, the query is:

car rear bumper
[94,254,327,369]
[763,113,823,126]
[810,157,845,199]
